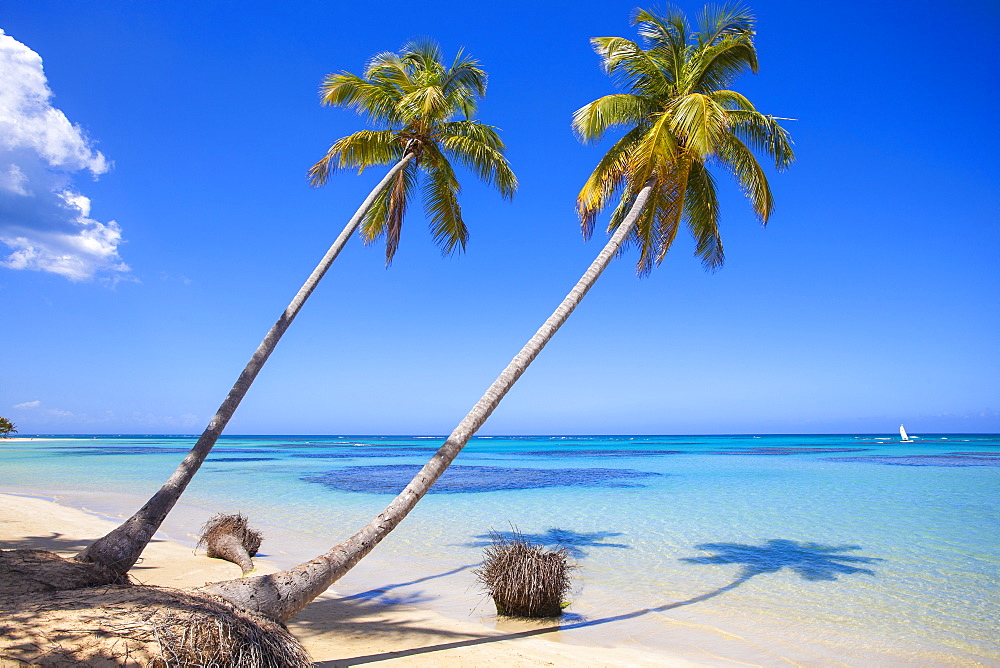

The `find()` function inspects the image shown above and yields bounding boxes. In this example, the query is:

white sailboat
[899,424,913,442]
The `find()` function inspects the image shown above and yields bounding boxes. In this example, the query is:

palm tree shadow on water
[317,539,880,666]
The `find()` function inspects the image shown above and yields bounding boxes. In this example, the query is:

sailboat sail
[900,425,911,441]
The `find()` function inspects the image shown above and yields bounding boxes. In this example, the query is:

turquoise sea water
[2,433,998,665]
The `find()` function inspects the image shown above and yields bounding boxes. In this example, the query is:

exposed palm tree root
[0,583,311,666]
[197,513,262,576]
[475,530,575,618]
[0,549,127,596]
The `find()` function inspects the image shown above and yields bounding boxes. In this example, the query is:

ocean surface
[2,433,998,665]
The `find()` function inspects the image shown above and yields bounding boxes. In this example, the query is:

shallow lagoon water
[2,434,998,664]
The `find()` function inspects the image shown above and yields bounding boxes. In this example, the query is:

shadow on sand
[310,538,879,666]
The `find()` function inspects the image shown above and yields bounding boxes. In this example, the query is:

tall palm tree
[75,41,516,576]
[201,4,793,622]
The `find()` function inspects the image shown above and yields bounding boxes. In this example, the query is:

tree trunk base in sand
[0,583,310,666]
[0,549,125,596]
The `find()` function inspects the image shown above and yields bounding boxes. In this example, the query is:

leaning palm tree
[75,40,516,576]
[201,4,793,623]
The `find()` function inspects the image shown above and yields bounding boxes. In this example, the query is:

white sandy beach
[0,492,690,666]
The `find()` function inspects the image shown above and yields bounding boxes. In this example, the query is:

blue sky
[2,0,997,435]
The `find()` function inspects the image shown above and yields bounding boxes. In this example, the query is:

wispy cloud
[0,29,128,282]
[10,400,201,431]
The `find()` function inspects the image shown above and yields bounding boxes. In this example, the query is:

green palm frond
[318,72,403,125]
[309,130,402,186]
[629,111,677,189]
[728,111,795,170]
[634,6,689,78]
[690,35,758,92]
[442,48,488,98]
[684,160,724,269]
[591,37,672,95]
[715,133,772,222]
[670,93,728,158]
[710,89,756,111]
[360,160,418,265]
[421,145,467,255]
[577,4,793,274]
[572,94,651,143]
[438,122,516,199]
[399,85,449,122]
[695,3,756,48]
[577,126,645,238]
[312,40,516,259]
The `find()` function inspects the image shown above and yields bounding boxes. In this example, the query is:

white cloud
[13,400,41,409]
[0,29,128,281]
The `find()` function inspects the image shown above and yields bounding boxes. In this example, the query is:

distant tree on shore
[75,41,516,577]
[0,418,16,437]
[201,4,795,622]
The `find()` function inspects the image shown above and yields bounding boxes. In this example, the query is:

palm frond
[715,133,772,222]
[577,126,645,238]
[728,111,795,170]
[442,49,488,99]
[690,35,758,92]
[318,72,403,125]
[695,3,755,49]
[633,6,689,82]
[684,160,724,270]
[710,89,756,111]
[359,161,418,266]
[629,111,677,187]
[438,123,516,199]
[309,130,403,186]
[572,94,652,143]
[669,93,728,159]
[399,85,449,123]
[363,51,411,92]
[591,36,672,96]
[421,145,468,255]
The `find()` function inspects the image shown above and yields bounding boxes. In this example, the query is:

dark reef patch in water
[303,464,662,494]
[826,454,1000,467]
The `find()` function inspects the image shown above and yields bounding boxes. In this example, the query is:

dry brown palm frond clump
[197,513,263,575]
[475,529,575,618]
[0,584,311,666]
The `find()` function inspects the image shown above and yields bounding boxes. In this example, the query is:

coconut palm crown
[574,4,794,275]
[310,40,517,264]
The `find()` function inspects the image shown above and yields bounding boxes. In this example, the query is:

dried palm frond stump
[197,513,263,576]
[475,530,575,618]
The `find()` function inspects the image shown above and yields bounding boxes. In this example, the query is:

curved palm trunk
[201,181,656,622]
[76,153,417,575]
